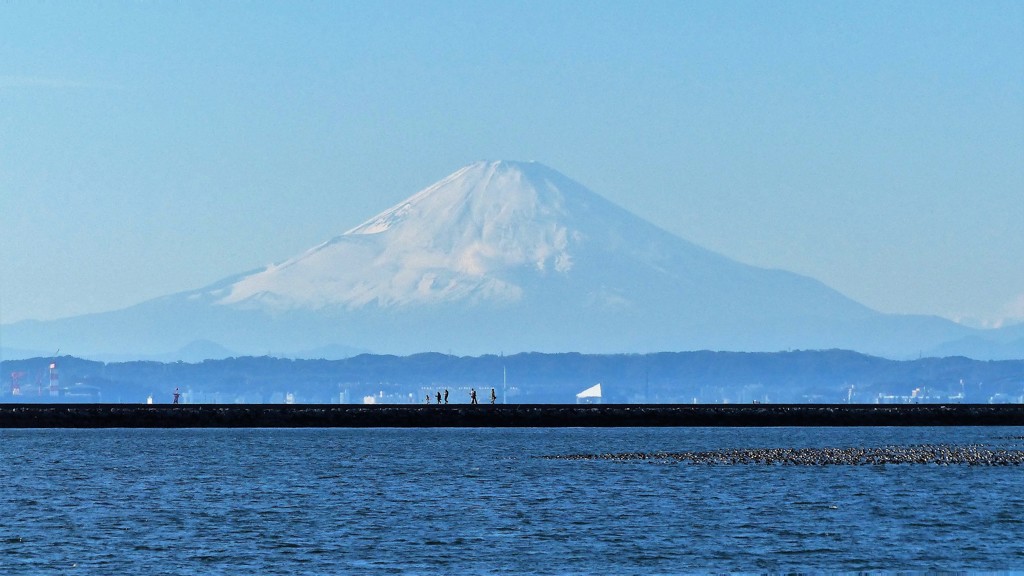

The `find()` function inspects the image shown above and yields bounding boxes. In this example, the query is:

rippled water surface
[2,427,1023,574]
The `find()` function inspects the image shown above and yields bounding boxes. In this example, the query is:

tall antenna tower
[10,372,24,396]
[48,350,60,397]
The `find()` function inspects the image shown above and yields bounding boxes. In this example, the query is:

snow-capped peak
[348,161,573,236]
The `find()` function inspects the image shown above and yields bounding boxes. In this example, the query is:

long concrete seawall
[1,404,1022,428]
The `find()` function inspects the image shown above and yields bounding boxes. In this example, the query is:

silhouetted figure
[426,394,431,404]
[173,387,180,404]
[470,388,478,405]
[444,389,449,404]
[490,388,496,404]
[436,391,442,404]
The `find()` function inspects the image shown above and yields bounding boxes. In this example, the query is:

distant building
[576,383,602,404]
[62,382,101,402]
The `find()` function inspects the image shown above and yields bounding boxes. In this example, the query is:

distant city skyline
[2,1,1022,328]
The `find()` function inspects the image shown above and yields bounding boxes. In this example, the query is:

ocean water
[2,427,1023,575]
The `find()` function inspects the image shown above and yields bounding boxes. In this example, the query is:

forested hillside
[2,351,1022,405]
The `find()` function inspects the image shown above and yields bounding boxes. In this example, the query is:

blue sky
[2,1,1022,327]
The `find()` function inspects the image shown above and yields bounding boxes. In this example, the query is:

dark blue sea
[2,427,1023,574]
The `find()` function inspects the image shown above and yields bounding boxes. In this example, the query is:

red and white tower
[48,362,59,397]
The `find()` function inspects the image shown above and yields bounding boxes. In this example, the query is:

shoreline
[1,403,1022,428]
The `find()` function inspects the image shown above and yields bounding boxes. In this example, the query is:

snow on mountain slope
[214,160,735,312]
[216,162,565,309]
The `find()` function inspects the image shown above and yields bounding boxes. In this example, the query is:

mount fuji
[3,161,1012,360]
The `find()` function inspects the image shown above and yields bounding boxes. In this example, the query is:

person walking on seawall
[444,389,449,404]
[173,387,180,404]
[470,388,478,405]
[490,388,496,404]
[436,391,442,404]
[426,394,431,404]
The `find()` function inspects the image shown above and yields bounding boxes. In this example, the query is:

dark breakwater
[0,403,1022,428]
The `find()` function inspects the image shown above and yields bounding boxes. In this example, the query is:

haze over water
[3,427,1022,574]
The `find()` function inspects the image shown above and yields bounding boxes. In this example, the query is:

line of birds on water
[544,444,1024,466]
